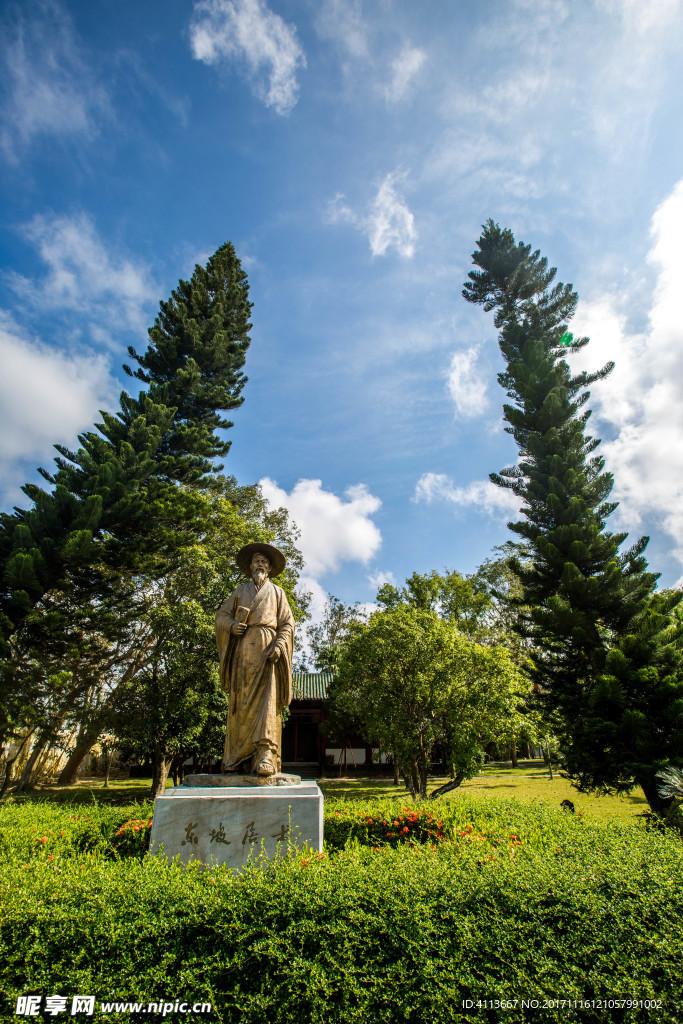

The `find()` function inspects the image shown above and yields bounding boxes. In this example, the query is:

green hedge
[0,798,682,1023]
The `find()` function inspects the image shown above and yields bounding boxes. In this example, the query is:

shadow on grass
[3,779,158,807]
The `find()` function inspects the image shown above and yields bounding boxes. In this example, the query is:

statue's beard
[252,568,268,589]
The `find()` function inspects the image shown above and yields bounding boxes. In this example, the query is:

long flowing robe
[215,579,295,773]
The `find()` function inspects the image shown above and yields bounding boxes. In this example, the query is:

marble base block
[149,779,323,870]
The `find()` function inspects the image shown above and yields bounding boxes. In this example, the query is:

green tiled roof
[292,671,333,700]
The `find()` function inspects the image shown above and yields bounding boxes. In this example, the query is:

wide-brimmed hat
[236,542,286,578]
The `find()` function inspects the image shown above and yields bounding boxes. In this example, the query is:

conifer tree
[0,244,251,661]
[463,220,683,813]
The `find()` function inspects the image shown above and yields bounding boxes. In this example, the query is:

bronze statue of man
[215,542,295,776]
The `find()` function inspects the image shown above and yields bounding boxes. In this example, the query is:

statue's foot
[254,759,276,777]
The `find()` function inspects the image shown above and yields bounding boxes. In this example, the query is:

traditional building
[281,671,375,775]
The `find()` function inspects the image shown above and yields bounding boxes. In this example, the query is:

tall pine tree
[463,220,683,813]
[0,243,251,663]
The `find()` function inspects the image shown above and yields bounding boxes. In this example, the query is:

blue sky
[2,0,683,635]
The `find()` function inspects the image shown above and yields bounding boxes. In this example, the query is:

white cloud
[367,569,395,589]
[414,472,521,519]
[189,0,306,116]
[426,0,683,219]
[0,312,115,502]
[368,174,417,258]
[8,212,158,334]
[328,172,417,259]
[568,177,683,568]
[315,0,369,58]
[259,477,382,576]
[599,0,681,38]
[383,45,426,102]
[446,345,489,418]
[297,574,328,628]
[0,0,108,160]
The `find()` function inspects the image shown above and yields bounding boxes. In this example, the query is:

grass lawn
[319,761,650,825]
[6,760,649,825]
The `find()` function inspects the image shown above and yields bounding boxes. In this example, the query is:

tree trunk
[418,759,429,800]
[16,731,52,790]
[392,758,400,786]
[57,650,150,786]
[0,754,18,800]
[171,752,185,787]
[637,771,673,818]
[402,768,417,800]
[544,737,553,779]
[57,717,105,785]
[510,742,518,768]
[409,759,420,799]
[102,747,113,788]
[430,770,468,800]
[151,743,172,798]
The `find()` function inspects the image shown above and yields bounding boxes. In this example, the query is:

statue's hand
[267,645,282,662]
[231,622,247,636]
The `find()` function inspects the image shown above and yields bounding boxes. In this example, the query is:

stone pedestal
[149,774,323,870]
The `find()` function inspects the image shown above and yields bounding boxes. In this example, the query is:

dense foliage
[463,221,683,814]
[1,797,682,1023]
[330,601,529,798]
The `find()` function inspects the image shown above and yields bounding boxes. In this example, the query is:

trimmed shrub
[109,818,154,859]
[0,797,682,1023]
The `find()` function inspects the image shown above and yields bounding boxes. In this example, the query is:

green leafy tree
[111,480,307,797]
[112,575,227,798]
[333,605,526,799]
[49,476,307,789]
[378,568,495,641]
[307,595,367,672]
[375,564,547,768]
[463,220,683,813]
